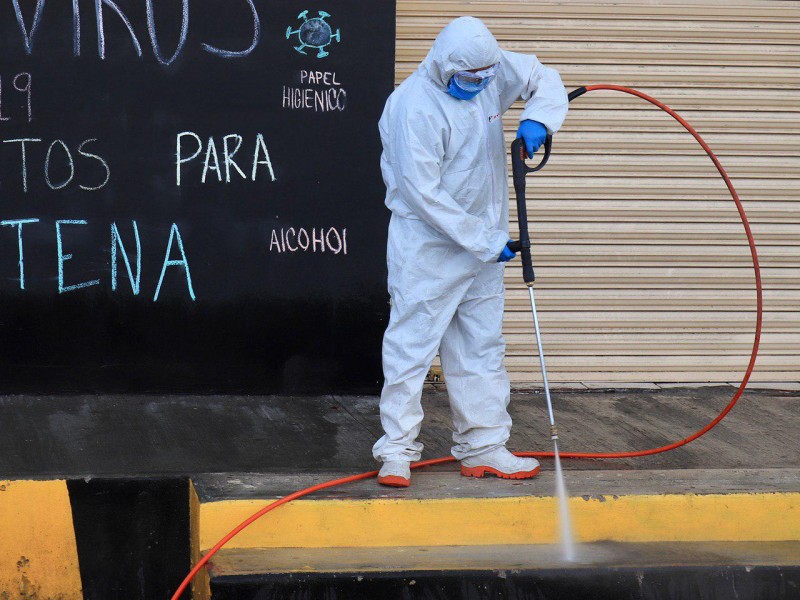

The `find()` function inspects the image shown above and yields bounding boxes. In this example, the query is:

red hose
[171,84,762,599]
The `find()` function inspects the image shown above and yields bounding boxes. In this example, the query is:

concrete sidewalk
[0,385,797,477]
[1,386,797,598]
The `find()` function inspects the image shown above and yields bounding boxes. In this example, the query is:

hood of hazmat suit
[378,16,568,262]
[373,17,568,464]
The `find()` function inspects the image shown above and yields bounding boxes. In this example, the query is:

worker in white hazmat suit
[373,16,569,487]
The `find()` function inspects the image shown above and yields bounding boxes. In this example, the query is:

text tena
[270,227,347,254]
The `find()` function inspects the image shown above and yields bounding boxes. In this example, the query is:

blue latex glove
[497,240,517,262]
[516,120,548,158]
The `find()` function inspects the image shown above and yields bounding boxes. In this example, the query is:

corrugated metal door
[396,0,799,384]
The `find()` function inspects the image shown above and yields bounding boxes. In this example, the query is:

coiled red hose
[172,84,762,599]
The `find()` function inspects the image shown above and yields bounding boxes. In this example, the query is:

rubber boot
[378,460,411,487]
[460,447,540,480]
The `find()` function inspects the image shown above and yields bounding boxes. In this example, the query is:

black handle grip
[507,240,524,253]
[512,134,552,178]
[510,137,551,284]
[510,88,585,285]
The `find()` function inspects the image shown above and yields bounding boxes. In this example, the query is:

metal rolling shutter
[395,0,799,384]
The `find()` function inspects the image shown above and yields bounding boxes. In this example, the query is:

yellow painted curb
[200,493,800,550]
[189,480,212,600]
[0,480,83,599]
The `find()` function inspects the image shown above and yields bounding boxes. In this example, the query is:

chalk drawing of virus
[286,10,341,58]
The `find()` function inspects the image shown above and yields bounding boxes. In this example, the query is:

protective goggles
[451,63,500,92]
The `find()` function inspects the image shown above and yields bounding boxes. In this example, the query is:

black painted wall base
[210,566,800,600]
[66,478,191,600]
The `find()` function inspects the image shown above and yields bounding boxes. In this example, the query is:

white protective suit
[372,16,568,462]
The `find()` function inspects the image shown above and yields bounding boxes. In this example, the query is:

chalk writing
[96,0,143,60]
[1,218,39,289]
[13,72,32,121]
[0,73,32,122]
[177,132,275,185]
[202,0,260,58]
[11,0,45,54]
[110,221,141,295]
[2,138,39,193]
[77,139,111,191]
[44,140,74,189]
[282,87,346,111]
[0,219,199,298]
[72,0,80,55]
[269,227,347,254]
[154,223,195,301]
[1,137,110,192]
[252,134,276,181]
[145,0,188,66]
[283,69,346,112]
[300,70,341,86]
[56,219,101,293]
[201,136,220,183]
[8,0,261,61]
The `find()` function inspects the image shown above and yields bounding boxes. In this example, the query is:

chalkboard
[0,0,395,393]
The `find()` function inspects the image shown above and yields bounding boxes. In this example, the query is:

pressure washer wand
[508,136,559,440]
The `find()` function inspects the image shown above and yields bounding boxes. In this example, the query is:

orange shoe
[377,460,411,487]
[460,448,541,480]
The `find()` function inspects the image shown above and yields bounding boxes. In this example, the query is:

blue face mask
[447,76,481,100]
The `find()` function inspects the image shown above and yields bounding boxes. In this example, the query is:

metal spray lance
[508,134,560,441]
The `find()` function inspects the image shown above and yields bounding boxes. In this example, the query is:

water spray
[509,134,575,560]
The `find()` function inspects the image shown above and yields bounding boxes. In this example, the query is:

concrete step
[189,467,800,597]
[206,542,800,599]
[191,468,800,552]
